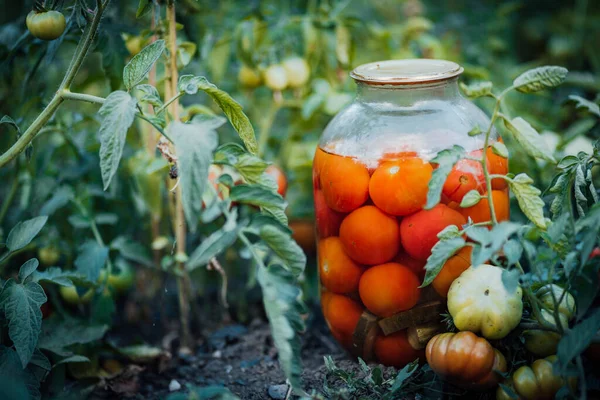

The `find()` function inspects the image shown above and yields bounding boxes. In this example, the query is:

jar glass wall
[313,59,509,367]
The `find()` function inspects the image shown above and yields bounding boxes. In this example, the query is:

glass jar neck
[355,77,460,106]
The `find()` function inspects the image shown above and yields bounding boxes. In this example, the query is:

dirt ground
[89,302,355,400]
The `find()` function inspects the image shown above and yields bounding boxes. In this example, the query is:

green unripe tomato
[125,36,144,56]
[282,57,310,88]
[59,285,93,305]
[238,65,262,88]
[98,263,134,294]
[38,246,60,265]
[26,10,66,41]
[264,65,288,91]
[524,309,568,357]
[537,284,576,320]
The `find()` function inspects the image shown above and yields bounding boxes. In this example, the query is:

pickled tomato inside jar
[313,59,510,368]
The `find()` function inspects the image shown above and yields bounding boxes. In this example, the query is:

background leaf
[178,75,257,154]
[556,308,600,373]
[503,117,556,162]
[513,66,568,93]
[98,91,138,190]
[509,174,547,229]
[259,225,306,276]
[169,120,220,232]
[0,280,47,367]
[123,40,165,90]
[459,81,493,98]
[569,95,600,117]
[6,216,48,252]
[75,241,109,283]
[18,259,39,283]
[258,265,305,390]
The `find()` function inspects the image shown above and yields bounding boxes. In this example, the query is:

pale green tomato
[537,284,576,320]
[282,57,310,88]
[26,10,66,41]
[447,264,523,339]
[38,246,60,265]
[263,65,288,91]
[238,65,262,88]
[98,263,134,294]
[524,309,569,357]
[59,285,93,305]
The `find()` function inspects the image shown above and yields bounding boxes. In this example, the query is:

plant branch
[156,92,184,116]
[61,90,106,105]
[0,1,109,168]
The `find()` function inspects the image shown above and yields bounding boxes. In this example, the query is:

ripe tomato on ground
[431,246,472,297]
[374,330,424,368]
[265,165,287,197]
[314,189,345,238]
[358,262,420,317]
[426,331,507,389]
[460,190,509,224]
[400,204,466,261]
[339,205,400,265]
[26,10,66,40]
[318,237,364,294]
[369,158,433,216]
[320,153,370,212]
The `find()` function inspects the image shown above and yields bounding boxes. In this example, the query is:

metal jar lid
[350,59,464,85]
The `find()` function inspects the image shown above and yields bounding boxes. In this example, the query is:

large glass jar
[313,60,509,368]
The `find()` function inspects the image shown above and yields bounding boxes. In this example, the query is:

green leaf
[32,267,83,287]
[53,355,90,367]
[556,308,600,374]
[0,280,47,367]
[569,95,600,117]
[29,348,51,372]
[136,84,163,107]
[214,143,269,184]
[178,75,257,154]
[123,40,165,90]
[513,66,568,93]
[459,190,481,208]
[259,225,306,276]
[467,222,521,266]
[459,81,493,98]
[502,239,523,266]
[501,269,521,293]
[302,92,326,120]
[421,237,466,287]
[75,241,109,283]
[6,216,48,252]
[187,228,239,270]
[38,319,108,356]
[19,259,39,283]
[258,265,305,390]
[169,120,219,232]
[230,184,288,225]
[0,115,20,134]
[136,0,152,18]
[39,186,74,216]
[0,346,39,400]
[468,125,482,136]
[98,91,138,190]
[426,146,466,209]
[509,173,547,229]
[503,117,555,162]
[492,141,509,158]
[389,360,419,393]
[110,236,153,267]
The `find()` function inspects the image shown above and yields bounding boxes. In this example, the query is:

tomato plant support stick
[166,0,193,352]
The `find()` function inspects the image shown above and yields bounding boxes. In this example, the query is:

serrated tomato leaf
[123,40,165,90]
[0,280,47,367]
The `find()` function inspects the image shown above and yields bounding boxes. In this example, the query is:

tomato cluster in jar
[313,143,509,368]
